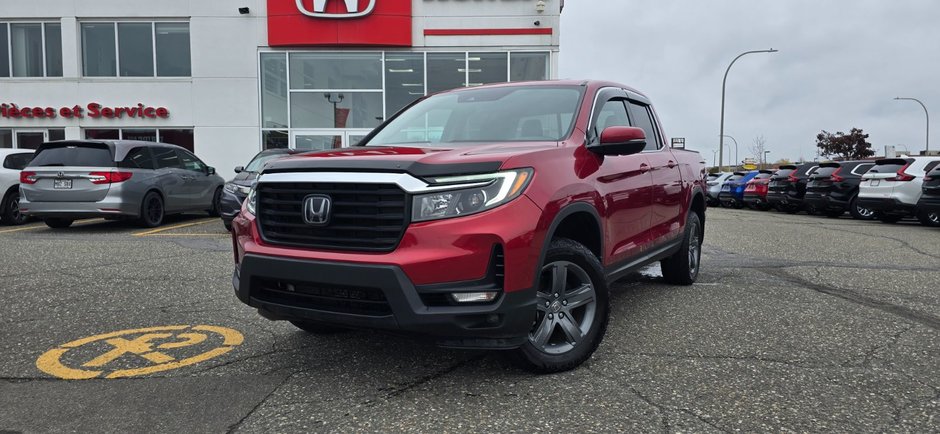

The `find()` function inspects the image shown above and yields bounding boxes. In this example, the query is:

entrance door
[291,130,374,150]
[15,130,46,149]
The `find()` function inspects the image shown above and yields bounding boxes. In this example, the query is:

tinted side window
[851,163,873,176]
[813,167,838,177]
[627,102,661,151]
[595,99,630,133]
[119,147,156,170]
[176,149,206,172]
[924,161,940,173]
[152,147,182,169]
[3,152,34,170]
[773,169,795,178]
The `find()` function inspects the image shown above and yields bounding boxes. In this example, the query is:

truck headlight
[244,184,258,215]
[412,168,533,222]
[225,183,252,195]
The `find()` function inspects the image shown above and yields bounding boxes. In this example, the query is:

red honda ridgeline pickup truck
[231,80,707,372]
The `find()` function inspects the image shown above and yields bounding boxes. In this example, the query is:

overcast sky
[558,0,939,164]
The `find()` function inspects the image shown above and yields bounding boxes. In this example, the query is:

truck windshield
[364,86,583,147]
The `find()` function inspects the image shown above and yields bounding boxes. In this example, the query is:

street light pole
[719,48,779,169]
[894,97,929,154]
[720,134,739,170]
[763,150,771,168]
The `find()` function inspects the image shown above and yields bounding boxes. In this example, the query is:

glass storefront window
[82,23,116,77]
[289,52,381,90]
[0,25,8,78]
[85,129,120,140]
[261,53,288,128]
[44,23,62,77]
[510,52,550,82]
[262,130,289,150]
[427,52,466,94]
[118,23,155,77]
[468,52,508,87]
[11,24,44,77]
[48,129,65,141]
[0,130,11,148]
[155,23,191,77]
[295,134,342,151]
[385,52,425,116]
[290,92,383,129]
[123,129,158,142]
[159,129,194,152]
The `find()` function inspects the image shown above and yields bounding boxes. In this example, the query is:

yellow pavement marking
[36,325,243,380]
[0,218,102,234]
[132,218,217,237]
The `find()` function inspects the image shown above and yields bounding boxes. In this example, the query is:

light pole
[894,97,929,153]
[711,150,717,168]
[763,150,771,168]
[720,134,739,170]
[719,48,779,169]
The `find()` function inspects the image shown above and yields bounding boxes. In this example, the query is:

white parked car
[705,172,734,206]
[858,156,940,223]
[0,149,36,225]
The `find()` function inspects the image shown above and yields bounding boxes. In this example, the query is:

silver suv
[20,140,225,228]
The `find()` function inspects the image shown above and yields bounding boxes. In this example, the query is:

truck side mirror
[590,126,647,156]
[234,166,244,173]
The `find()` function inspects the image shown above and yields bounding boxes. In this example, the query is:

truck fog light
[451,292,498,303]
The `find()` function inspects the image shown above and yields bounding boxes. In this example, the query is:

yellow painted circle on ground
[36,325,243,380]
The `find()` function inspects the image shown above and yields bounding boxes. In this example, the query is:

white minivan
[858,156,940,223]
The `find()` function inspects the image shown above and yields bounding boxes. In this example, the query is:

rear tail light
[887,163,915,182]
[89,171,134,184]
[830,167,844,182]
[926,176,935,182]
[20,171,38,184]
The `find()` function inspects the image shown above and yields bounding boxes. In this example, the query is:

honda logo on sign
[296,0,376,18]
[302,194,332,226]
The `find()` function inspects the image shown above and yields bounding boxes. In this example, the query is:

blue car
[718,170,759,208]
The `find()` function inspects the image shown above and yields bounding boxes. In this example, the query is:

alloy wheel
[930,212,940,224]
[147,196,162,224]
[530,261,597,355]
[856,205,874,218]
[9,192,25,224]
[689,219,701,276]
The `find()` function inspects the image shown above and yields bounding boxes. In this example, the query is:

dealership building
[0,0,561,176]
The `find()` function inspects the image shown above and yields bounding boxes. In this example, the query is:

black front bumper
[233,254,535,349]
[220,190,246,222]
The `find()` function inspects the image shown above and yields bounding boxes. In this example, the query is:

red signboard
[267,0,412,47]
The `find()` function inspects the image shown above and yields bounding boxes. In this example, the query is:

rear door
[628,99,682,241]
[22,142,115,203]
[150,146,188,212]
[175,149,215,210]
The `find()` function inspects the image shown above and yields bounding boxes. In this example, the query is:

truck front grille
[256,182,408,252]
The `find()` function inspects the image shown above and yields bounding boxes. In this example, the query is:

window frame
[0,21,62,78]
[80,20,191,78]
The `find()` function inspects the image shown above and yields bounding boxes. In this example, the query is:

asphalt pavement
[0,209,937,433]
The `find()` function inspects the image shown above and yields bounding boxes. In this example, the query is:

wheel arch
[533,202,604,290]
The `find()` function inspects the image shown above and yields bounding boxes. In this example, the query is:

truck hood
[262,143,557,178]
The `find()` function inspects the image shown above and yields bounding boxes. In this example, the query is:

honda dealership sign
[268,0,412,46]
[296,0,377,18]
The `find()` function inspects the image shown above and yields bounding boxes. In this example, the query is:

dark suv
[766,162,818,213]
[803,160,875,219]
[915,161,940,227]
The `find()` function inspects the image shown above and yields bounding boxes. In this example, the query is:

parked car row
[707,156,940,227]
[1,140,225,228]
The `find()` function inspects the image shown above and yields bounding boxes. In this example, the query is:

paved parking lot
[0,209,937,432]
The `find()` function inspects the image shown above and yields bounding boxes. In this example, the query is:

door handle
[639,163,650,173]
[667,160,677,168]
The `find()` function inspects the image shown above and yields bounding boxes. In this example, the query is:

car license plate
[53,179,72,190]
[871,180,880,187]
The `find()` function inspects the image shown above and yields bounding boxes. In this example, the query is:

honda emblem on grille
[302,194,332,226]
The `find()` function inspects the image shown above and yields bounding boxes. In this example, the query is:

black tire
[1,189,27,226]
[44,218,73,229]
[849,195,875,220]
[916,209,940,227]
[207,187,222,217]
[138,191,165,228]
[289,320,350,334]
[510,238,609,374]
[222,219,233,232]
[661,212,703,285]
